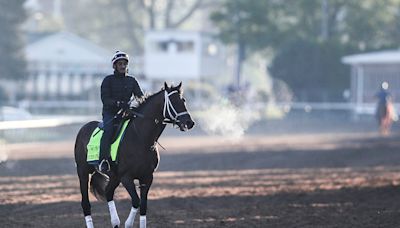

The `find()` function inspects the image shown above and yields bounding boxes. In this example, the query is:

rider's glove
[116,100,129,110]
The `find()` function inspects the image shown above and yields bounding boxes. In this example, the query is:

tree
[269,39,355,102]
[0,0,27,80]
[210,0,287,88]
[210,0,284,51]
[211,0,400,101]
[63,0,204,54]
[211,0,400,53]
[138,0,203,29]
[268,0,400,101]
[282,0,400,50]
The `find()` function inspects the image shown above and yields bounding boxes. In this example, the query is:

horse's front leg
[121,176,140,228]
[139,175,153,228]
[106,176,121,228]
[77,165,93,228]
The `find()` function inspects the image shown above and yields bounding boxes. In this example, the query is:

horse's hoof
[114,226,118,228]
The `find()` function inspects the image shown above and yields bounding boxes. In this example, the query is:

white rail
[0,116,96,130]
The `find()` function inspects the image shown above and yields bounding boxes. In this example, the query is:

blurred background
[1,0,400,145]
[2,1,400,227]
[2,0,400,140]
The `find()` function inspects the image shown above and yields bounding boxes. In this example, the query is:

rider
[97,50,144,172]
[375,81,392,126]
[376,81,391,105]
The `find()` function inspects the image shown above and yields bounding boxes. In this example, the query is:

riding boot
[99,138,111,172]
[98,112,114,172]
[99,134,112,173]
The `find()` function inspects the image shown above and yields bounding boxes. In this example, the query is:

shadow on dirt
[1,185,399,228]
[1,134,400,176]
[1,134,400,227]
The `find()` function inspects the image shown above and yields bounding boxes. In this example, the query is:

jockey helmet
[111,51,129,66]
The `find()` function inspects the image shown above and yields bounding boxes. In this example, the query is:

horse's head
[163,81,195,131]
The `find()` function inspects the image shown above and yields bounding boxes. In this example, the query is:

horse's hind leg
[121,176,140,228]
[105,175,121,228]
[77,165,93,228]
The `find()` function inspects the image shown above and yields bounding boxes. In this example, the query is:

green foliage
[0,0,27,80]
[210,0,283,52]
[269,39,355,101]
[63,0,204,54]
[211,0,400,101]
[332,0,400,50]
[212,0,400,52]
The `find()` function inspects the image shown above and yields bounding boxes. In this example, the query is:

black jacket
[101,71,144,114]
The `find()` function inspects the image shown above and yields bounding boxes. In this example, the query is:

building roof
[342,49,400,65]
[25,31,111,65]
[26,31,55,44]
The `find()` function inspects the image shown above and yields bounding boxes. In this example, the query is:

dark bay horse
[74,82,194,228]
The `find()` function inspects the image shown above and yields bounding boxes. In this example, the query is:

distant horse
[376,100,396,135]
[74,82,195,228]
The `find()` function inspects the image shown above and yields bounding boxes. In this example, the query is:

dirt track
[1,132,400,227]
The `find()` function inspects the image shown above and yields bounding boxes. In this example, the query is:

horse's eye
[182,97,186,102]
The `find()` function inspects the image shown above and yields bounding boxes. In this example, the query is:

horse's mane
[136,92,155,106]
[136,84,183,110]
[136,88,164,109]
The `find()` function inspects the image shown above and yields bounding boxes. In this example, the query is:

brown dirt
[1,132,400,227]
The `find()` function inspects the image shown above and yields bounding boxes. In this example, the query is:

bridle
[162,90,188,125]
[128,89,190,150]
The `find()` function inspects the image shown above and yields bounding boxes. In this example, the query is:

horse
[376,100,396,135]
[74,82,195,228]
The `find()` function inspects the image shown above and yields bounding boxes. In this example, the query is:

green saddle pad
[86,120,130,162]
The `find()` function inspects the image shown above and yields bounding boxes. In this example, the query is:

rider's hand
[116,101,129,110]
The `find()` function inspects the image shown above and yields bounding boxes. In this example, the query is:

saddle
[87,119,131,163]
[98,118,126,143]
[98,108,141,142]
[87,109,142,163]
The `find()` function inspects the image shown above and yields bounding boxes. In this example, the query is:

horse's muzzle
[179,119,195,131]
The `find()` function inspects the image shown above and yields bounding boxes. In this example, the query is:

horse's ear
[177,81,182,89]
[164,81,168,90]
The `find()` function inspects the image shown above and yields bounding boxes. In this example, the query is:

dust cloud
[195,97,260,139]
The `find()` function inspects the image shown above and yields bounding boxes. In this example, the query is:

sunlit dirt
[1,133,400,227]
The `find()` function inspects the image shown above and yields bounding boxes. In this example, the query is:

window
[176,41,194,53]
[157,41,169,52]
[152,40,195,53]
[151,41,169,52]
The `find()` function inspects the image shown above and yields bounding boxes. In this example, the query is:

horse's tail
[89,172,110,202]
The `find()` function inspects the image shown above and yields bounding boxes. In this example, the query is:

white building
[342,50,400,114]
[144,30,226,89]
[25,31,111,100]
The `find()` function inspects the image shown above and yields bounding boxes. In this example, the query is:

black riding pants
[99,112,114,161]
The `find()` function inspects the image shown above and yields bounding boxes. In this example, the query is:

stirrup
[98,159,111,173]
